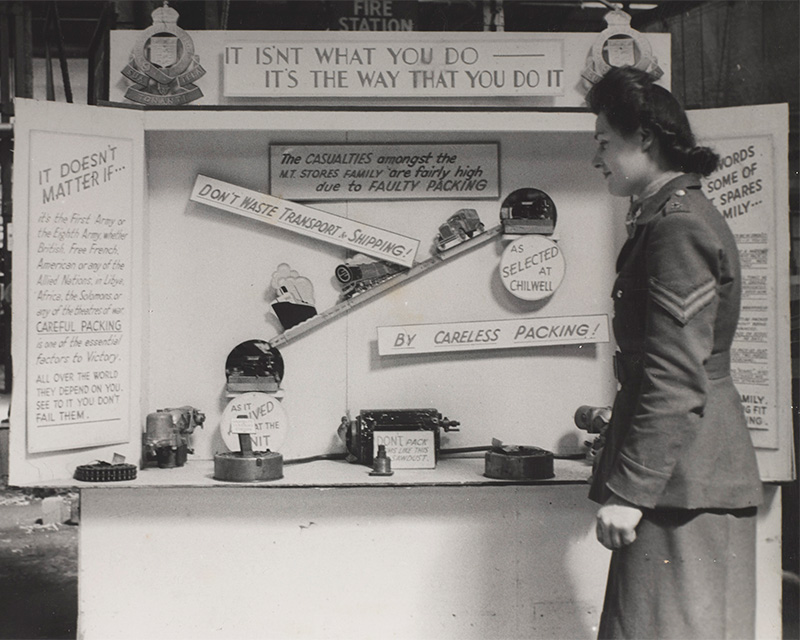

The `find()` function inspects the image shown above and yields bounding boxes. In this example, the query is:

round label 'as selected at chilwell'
[499,235,565,301]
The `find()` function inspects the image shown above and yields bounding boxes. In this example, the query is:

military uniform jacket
[589,174,763,510]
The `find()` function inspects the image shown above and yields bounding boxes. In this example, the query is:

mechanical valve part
[369,444,394,476]
[574,405,612,434]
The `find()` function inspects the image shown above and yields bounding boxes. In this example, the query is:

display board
[690,104,792,479]
[8,101,792,486]
[26,131,135,452]
[10,99,145,480]
[109,30,671,108]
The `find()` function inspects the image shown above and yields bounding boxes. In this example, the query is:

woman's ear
[640,128,655,152]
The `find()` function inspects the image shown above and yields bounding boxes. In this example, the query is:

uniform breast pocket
[612,275,647,342]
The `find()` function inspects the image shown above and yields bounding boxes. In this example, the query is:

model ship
[270,263,317,330]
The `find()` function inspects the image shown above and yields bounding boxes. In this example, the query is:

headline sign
[223,34,564,98]
[378,314,609,356]
[190,175,419,267]
[270,143,499,201]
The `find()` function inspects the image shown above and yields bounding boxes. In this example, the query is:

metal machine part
[369,444,394,476]
[573,405,612,463]
[214,430,284,482]
[213,450,284,482]
[484,442,554,480]
[225,340,285,393]
[500,188,557,235]
[143,406,205,468]
[338,408,460,466]
[74,461,138,482]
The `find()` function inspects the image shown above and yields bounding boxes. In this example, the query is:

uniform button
[616,290,623,298]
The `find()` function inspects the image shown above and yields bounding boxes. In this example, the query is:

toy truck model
[435,208,485,252]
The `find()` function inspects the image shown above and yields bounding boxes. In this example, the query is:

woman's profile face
[592,112,651,198]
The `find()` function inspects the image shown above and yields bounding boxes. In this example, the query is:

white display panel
[26,130,135,452]
[9,102,792,485]
[690,104,793,481]
[11,99,146,483]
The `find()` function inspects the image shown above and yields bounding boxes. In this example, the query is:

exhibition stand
[7,20,792,639]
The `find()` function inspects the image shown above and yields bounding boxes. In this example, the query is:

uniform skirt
[598,506,757,640]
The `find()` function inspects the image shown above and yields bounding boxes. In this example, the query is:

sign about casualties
[269,143,499,201]
[27,130,134,452]
[190,175,420,267]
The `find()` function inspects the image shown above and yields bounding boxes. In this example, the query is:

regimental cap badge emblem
[121,2,206,106]
[580,9,663,91]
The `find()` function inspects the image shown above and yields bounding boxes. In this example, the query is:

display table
[67,455,593,489]
[78,460,611,640]
[72,459,781,640]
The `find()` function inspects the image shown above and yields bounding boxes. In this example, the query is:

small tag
[373,431,436,469]
[231,414,256,435]
[111,453,126,465]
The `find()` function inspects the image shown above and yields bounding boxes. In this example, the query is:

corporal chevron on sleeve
[648,277,717,325]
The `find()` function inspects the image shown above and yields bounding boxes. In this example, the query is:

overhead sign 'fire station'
[223,33,564,98]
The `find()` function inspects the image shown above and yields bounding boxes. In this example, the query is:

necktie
[625,200,642,238]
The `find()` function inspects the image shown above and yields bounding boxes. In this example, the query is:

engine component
[338,408,460,466]
[226,340,284,393]
[574,405,611,434]
[500,188,557,235]
[369,444,394,476]
[435,208,485,252]
[213,450,284,482]
[74,461,138,482]
[144,406,205,468]
[484,442,554,480]
[574,404,611,463]
[214,416,284,482]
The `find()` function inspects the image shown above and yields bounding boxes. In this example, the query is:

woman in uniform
[585,66,763,639]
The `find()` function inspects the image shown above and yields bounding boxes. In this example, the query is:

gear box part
[213,450,284,482]
[484,445,554,480]
[338,408,460,467]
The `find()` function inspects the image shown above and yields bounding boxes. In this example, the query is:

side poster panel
[704,135,777,449]
[26,131,134,452]
[10,99,145,484]
[692,104,792,480]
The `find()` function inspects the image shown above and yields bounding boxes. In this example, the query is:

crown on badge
[603,9,633,28]
[151,2,180,27]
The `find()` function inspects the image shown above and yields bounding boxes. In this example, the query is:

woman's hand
[596,494,643,550]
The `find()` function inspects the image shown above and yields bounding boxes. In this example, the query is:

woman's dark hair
[585,66,719,176]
